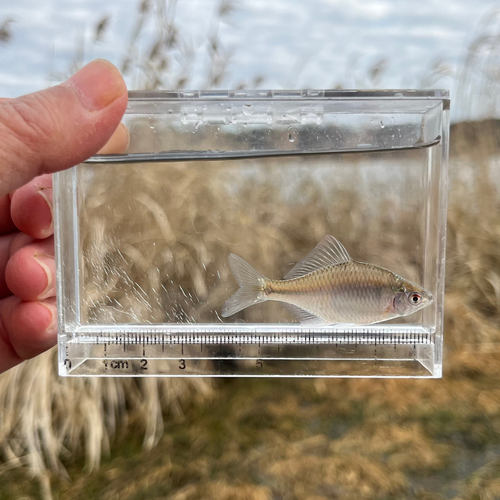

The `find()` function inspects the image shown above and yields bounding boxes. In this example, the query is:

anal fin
[283,304,327,326]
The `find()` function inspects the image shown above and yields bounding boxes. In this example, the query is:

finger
[5,237,54,301]
[97,122,129,154]
[9,232,34,255]
[0,296,56,372]
[10,122,129,239]
[0,195,16,235]
[10,174,52,239]
[0,59,128,197]
[0,233,33,298]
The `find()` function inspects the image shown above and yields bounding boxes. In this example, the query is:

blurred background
[1,1,500,499]
[2,0,500,120]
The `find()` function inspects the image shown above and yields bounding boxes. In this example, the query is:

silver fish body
[221,235,433,326]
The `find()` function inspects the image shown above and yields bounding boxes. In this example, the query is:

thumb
[0,59,128,197]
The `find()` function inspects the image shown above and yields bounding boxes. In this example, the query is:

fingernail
[34,255,54,300]
[38,187,53,237]
[119,122,130,150]
[40,302,57,335]
[97,122,130,154]
[64,59,127,111]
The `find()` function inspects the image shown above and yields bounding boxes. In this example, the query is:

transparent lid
[86,89,449,163]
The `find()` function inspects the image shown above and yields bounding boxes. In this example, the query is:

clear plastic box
[55,90,449,377]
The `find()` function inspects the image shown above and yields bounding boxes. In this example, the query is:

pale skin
[0,59,129,374]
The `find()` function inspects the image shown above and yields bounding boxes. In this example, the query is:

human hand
[0,59,128,374]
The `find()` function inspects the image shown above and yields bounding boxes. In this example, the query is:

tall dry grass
[0,18,13,45]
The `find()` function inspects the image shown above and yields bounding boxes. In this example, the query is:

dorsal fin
[283,235,351,280]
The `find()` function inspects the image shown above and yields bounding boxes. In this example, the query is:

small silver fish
[221,235,433,325]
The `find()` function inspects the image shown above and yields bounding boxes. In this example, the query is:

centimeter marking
[62,330,436,376]
[69,331,435,346]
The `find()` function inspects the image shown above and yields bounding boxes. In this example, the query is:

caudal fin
[221,254,268,317]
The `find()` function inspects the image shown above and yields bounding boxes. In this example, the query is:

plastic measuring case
[54,89,450,377]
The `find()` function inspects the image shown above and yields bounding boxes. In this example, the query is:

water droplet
[242,104,253,115]
[287,126,296,142]
[380,120,385,129]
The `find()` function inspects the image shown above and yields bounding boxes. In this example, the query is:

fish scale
[266,262,404,324]
[221,235,433,326]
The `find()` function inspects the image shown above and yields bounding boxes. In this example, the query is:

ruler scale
[59,327,437,378]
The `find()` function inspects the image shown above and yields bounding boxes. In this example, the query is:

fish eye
[409,292,421,304]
